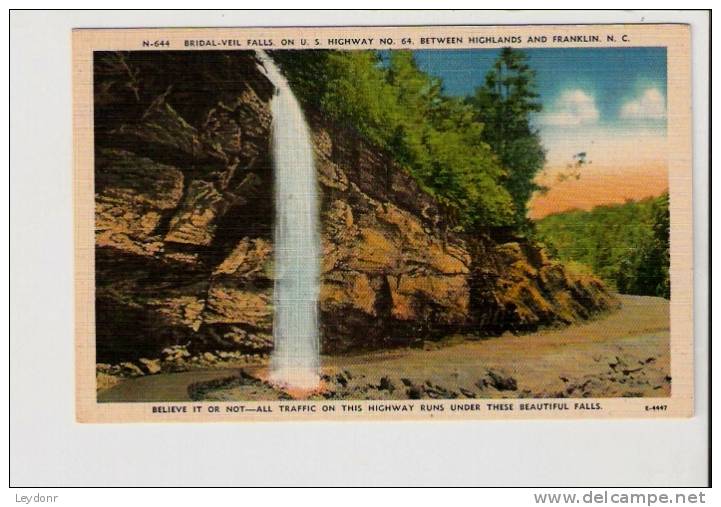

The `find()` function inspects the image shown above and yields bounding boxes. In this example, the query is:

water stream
[256,50,321,391]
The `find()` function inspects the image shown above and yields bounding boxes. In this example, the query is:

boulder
[138,358,162,375]
[119,362,144,377]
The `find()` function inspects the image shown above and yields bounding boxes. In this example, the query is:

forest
[534,193,671,298]
[273,48,545,228]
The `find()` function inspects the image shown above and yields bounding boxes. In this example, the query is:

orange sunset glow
[527,124,668,220]
[529,161,668,219]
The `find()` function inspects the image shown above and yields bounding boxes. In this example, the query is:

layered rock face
[94,51,276,361]
[311,122,615,351]
[93,51,616,363]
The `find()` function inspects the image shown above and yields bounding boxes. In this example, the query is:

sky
[410,48,669,218]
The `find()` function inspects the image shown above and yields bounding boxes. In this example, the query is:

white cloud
[619,88,666,120]
[539,89,600,127]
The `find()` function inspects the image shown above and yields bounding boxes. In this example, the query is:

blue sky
[392,47,668,171]
[411,47,667,133]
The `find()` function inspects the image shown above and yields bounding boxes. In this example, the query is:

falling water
[256,50,321,391]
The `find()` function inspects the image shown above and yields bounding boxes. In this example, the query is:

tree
[275,49,517,227]
[624,193,670,298]
[384,51,515,226]
[534,193,670,298]
[469,48,546,225]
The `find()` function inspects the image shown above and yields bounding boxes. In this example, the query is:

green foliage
[273,49,516,227]
[467,47,547,226]
[534,193,671,298]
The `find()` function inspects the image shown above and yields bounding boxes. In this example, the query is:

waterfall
[256,50,321,391]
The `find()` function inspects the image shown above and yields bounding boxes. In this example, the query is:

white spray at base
[256,50,321,391]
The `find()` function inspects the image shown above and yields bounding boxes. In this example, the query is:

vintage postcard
[74,24,693,422]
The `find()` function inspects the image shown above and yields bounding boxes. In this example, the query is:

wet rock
[138,358,162,374]
[162,345,191,361]
[484,369,518,391]
[407,386,422,399]
[96,363,113,374]
[120,362,144,377]
[423,382,455,399]
[459,387,476,398]
[379,376,395,392]
[335,372,348,387]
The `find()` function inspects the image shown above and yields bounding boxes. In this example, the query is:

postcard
[73,24,693,421]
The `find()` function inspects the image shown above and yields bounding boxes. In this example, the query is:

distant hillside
[534,193,670,298]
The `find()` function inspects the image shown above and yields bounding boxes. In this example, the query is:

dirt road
[98,295,670,402]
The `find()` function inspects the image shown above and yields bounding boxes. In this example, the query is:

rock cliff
[93,50,617,363]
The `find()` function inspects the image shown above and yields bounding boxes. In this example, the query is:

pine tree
[469,48,546,226]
